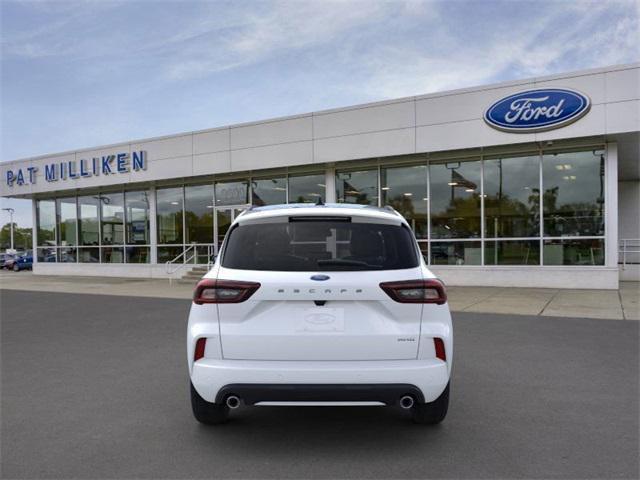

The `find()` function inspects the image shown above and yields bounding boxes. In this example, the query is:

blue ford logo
[310,274,330,281]
[484,88,590,133]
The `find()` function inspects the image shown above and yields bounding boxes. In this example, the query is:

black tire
[190,382,229,425]
[12,264,19,272]
[412,382,449,425]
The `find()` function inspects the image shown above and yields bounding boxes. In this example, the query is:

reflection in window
[59,246,76,263]
[431,241,481,265]
[485,240,540,265]
[542,150,605,237]
[336,170,378,205]
[543,239,604,265]
[100,193,124,245]
[156,187,183,244]
[215,181,248,206]
[126,246,150,264]
[56,198,77,246]
[101,246,124,263]
[157,246,183,263]
[430,160,481,238]
[37,246,57,262]
[288,173,325,203]
[185,184,214,244]
[125,191,150,245]
[36,200,56,246]
[382,165,428,238]
[78,247,99,263]
[484,155,540,238]
[78,196,100,246]
[252,177,286,206]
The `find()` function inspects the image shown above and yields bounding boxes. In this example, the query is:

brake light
[194,338,206,361]
[434,338,446,361]
[193,279,260,305]
[379,279,447,304]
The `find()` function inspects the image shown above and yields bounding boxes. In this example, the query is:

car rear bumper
[191,358,449,404]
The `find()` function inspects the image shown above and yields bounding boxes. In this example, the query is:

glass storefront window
[252,177,286,206]
[157,187,183,244]
[100,193,124,245]
[77,247,99,263]
[58,246,76,263]
[157,246,183,263]
[36,200,56,246]
[543,238,604,265]
[185,184,214,244]
[78,196,100,246]
[125,191,150,245]
[101,246,124,263]
[125,246,150,264]
[336,169,378,205]
[37,246,57,262]
[382,165,428,238]
[485,240,540,265]
[288,173,325,203]
[215,180,248,206]
[431,241,482,265]
[430,160,481,239]
[56,198,77,246]
[542,150,605,237]
[484,155,540,238]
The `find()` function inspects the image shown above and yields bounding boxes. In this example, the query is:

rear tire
[412,382,449,425]
[190,382,229,425]
[13,264,19,272]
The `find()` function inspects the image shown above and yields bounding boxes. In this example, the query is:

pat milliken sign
[484,88,591,133]
[5,151,147,187]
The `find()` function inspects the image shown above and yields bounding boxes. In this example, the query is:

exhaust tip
[399,395,414,409]
[226,395,241,409]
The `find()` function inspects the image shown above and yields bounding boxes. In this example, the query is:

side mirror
[210,254,217,264]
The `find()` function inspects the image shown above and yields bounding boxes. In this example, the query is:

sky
[1,0,639,228]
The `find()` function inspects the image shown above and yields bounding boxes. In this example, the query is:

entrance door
[214,206,247,254]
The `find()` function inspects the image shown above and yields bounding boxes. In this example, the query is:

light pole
[2,207,15,251]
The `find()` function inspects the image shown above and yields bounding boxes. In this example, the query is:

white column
[605,142,618,270]
[149,186,158,264]
[325,164,336,203]
[31,199,38,264]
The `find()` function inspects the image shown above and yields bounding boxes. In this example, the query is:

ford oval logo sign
[484,88,591,133]
[310,274,330,281]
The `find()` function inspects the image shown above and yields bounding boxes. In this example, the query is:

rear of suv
[187,204,452,424]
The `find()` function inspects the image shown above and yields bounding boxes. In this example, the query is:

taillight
[379,279,447,304]
[194,338,206,361]
[193,279,260,305]
[434,338,446,361]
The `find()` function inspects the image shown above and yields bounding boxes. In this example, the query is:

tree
[0,223,32,251]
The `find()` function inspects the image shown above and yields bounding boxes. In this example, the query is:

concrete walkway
[1,270,638,320]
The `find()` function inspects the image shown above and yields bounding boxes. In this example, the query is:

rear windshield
[222,219,419,271]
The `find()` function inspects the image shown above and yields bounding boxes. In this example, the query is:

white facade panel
[130,134,192,161]
[193,128,230,155]
[606,100,640,134]
[230,116,312,150]
[415,85,533,126]
[534,72,606,105]
[230,141,313,171]
[313,101,414,139]
[416,119,536,152]
[536,104,607,141]
[605,68,640,103]
[314,128,415,163]
[132,155,193,182]
[193,151,231,176]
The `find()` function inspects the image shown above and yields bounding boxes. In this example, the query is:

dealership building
[1,63,638,289]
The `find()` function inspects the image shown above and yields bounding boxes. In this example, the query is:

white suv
[187,204,452,424]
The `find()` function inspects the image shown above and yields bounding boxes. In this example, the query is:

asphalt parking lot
[1,290,638,479]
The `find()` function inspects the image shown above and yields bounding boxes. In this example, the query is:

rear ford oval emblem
[310,274,330,281]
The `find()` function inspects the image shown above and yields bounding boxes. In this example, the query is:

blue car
[13,252,33,271]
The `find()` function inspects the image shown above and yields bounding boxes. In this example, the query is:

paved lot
[1,289,638,479]
[2,270,639,320]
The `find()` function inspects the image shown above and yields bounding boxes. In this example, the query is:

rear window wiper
[316,259,382,269]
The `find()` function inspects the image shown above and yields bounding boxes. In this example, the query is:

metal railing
[166,244,216,284]
[619,239,640,269]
